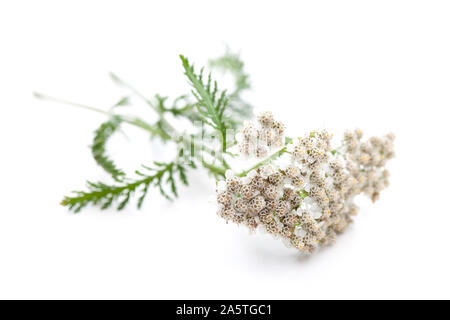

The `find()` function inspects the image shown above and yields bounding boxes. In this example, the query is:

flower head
[215,112,395,254]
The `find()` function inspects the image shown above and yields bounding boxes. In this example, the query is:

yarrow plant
[35,49,395,254]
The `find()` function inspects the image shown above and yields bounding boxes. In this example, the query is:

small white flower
[217,180,227,192]
[235,132,244,143]
[247,170,257,178]
[282,238,293,248]
[259,165,274,178]
[277,221,284,230]
[310,208,322,219]
[325,176,333,188]
[241,176,252,185]
[303,183,312,192]
[303,196,315,206]
[225,170,234,179]
[295,228,307,238]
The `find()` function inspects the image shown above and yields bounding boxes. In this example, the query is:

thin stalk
[201,160,226,178]
[34,92,111,116]
[34,92,165,137]
[222,131,227,153]
[331,143,345,155]
[237,146,287,177]
[180,139,229,176]
[36,91,231,174]
[109,73,155,108]
[109,73,176,134]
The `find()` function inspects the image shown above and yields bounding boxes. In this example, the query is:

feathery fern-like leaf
[208,49,253,121]
[61,161,190,212]
[209,49,250,97]
[91,116,125,179]
[180,55,229,134]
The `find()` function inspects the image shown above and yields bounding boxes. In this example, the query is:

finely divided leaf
[91,116,125,179]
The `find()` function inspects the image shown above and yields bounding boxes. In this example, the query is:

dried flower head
[215,112,395,255]
[237,112,285,158]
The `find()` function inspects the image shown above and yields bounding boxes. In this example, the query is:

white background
[1,0,449,299]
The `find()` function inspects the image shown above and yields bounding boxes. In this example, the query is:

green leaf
[180,55,228,132]
[61,161,191,212]
[180,55,230,151]
[114,96,130,107]
[285,137,293,145]
[91,116,125,179]
[208,49,253,122]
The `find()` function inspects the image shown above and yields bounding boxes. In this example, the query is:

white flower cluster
[237,111,285,158]
[216,114,395,254]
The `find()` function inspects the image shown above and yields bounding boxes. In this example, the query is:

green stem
[180,139,229,177]
[34,92,165,137]
[331,142,346,155]
[109,73,155,107]
[237,146,287,177]
[222,131,227,153]
[109,73,176,135]
[201,160,226,178]
[124,117,171,139]
[34,92,111,116]
[35,91,230,177]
